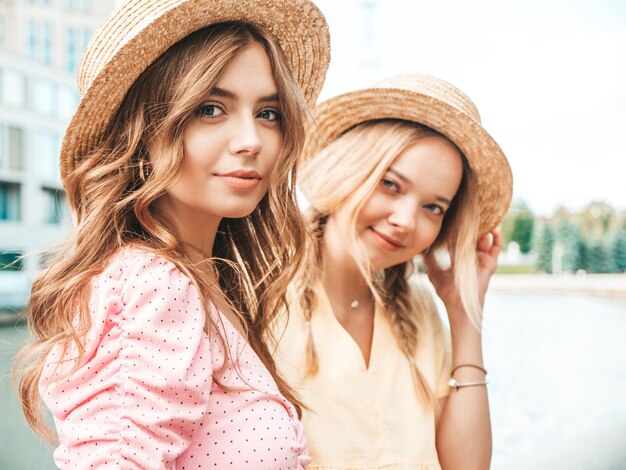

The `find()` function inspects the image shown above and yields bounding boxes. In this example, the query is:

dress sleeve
[40,251,213,469]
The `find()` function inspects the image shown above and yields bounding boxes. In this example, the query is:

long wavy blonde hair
[296,120,480,407]
[15,22,309,443]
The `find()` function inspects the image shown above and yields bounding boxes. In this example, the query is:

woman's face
[157,42,283,225]
[330,135,464,271]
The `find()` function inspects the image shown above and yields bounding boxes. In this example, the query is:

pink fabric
[40,247,309,469]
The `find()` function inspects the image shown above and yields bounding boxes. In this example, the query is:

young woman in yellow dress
[275,74,513,469]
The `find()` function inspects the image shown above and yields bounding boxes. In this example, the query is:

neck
[321,216,374,318]
[155,195,221,264]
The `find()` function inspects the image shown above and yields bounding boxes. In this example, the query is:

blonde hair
[297,119,480,407]
[15,22,309,443]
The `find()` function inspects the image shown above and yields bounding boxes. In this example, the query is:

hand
[475,229,503,300]
[423,229,503,323]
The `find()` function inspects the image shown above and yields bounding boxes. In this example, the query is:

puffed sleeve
[40,250,213,469]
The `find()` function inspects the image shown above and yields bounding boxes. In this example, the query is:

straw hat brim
[60,0,330,186]
[305,88,513,234]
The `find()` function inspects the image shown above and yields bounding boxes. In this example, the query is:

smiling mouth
[216,170,262,190]
[369,227,405,250]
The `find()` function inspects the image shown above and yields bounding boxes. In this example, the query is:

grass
[496,264,535,274]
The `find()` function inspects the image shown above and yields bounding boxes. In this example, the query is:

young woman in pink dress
[15,0,329,467]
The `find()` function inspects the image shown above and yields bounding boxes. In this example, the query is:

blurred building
[0,0,116,309]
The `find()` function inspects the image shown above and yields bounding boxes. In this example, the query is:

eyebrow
[209,86,280,103]
[387,167,453,206]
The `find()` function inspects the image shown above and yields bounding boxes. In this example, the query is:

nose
[229,113,262,156]
[387,199,416,233]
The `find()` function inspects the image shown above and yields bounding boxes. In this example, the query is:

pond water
[483,293,626,470]
[1,292,626,469]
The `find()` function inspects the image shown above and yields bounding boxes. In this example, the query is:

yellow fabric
[275,284,452,470]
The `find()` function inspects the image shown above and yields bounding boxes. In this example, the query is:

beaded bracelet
[448,377,489,391]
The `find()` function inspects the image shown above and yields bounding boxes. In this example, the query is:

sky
[312,0,626,216]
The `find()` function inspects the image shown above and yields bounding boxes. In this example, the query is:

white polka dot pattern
[39,247,310,469]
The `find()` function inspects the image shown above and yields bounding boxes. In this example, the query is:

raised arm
[424,229,503,470]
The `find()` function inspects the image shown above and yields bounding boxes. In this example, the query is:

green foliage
[501,200,534,253]
[502,201,626,274]
[577,201,619,242]
[496,264,535,274]
[511,214,534,254]
[585,242,613,273]
[534,224,554,273]
[611,230,626,272]
[555,220,584,272]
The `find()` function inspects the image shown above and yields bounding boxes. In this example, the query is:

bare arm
[425,229,503,470]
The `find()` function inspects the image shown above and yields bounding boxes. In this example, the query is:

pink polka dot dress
[39,247,310,469]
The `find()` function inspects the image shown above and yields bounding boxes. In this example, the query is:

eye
[380,177,400,193]
[257,108,281,122]
[197,104,224,118]
[424,203,445,216]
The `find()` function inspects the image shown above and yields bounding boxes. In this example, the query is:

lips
[369,227,405,250]
[215,169,262,190]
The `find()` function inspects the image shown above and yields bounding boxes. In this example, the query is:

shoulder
[105,245,185,281]
[84,246,205,344]
[94,246,196,299]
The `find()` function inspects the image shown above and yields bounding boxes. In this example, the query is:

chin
[218,204,261,219]
[368,252,410,271]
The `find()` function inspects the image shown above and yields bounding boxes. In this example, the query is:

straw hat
[305,74,513,234]
[60,0,330,185]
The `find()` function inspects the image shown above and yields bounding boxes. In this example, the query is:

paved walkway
[490,273,626,299]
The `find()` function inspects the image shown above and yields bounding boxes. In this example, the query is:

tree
[501,199,534,254]
[585,243,613,273]
[556,220,584,272]
[534,224,554,273]
[578,201,618,241]
[611,230,626,272]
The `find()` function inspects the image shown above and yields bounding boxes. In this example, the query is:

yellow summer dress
[275,283,451,470]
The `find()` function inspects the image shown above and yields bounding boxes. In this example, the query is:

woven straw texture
[305,74,513,234]
[60,0,330,185]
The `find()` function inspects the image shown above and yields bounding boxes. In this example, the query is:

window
[0,182,21,221]
[26,20,38,59]
[35,130,60,180]
[0,16,5,48]
[82,28,91,50]
[8,127,24,171]
[80,0,92,13]
[0,124,4,169]
[58,86,79,119]
[42,187,69,224]
[0,124,21,172]
[33,78,57,116]
[0,251,23,271]
[66,27,76,72]
[42,22,53,64]
[1,68,27,108]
